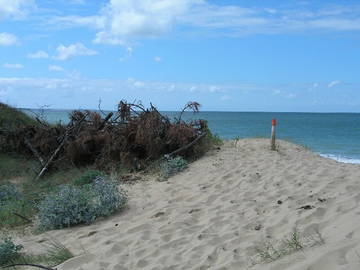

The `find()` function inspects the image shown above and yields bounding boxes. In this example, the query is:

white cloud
[54,43,97,60]
[3,63,24,69]
[272,89,281,95]
[91,0,203,44]
[70,0,85,4]
[120,46,133,61]
[0,32,19,46]
[48,65,64,72]
[50,15,105,29]
[209,85,221,93]
[0,78,358,111]
[220,95,231,101]
[53,2,360,45]
[133,81,145,87]
[189,86,197,92]
[285,93,296,99]
[27,50,49,59]
[328,80,341,88]
[154,56,161,62]
[272,89,296,99]
[0,0,35,20]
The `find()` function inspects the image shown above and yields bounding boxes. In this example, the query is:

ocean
[21,109,360,164]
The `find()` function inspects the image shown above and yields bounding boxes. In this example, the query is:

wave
[319,154,360,164]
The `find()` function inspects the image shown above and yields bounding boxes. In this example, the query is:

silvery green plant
[38,177,127,229]
[161,156,188,178]
[0,237,23,266]
[0,184,22,206]
[91,177,128,217]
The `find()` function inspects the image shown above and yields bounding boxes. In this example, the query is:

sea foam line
[320,154,360,164]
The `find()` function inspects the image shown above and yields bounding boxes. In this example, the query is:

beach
[16,138,360,270]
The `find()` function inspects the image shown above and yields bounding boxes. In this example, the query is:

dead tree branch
[12,212,32,223]
[2,263,56,270]
[34,113,88,181]
[24,138,45,166]
[165,132,207,158]
[177,101,200,123]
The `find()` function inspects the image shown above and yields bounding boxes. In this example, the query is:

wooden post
[271,118,277,150]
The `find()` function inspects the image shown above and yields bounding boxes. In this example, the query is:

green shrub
[0,237,23,266]
[38,177,127,229]
[161,156,188,178]
[73,170,104,186]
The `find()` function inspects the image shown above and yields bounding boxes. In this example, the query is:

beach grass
[0,103,38,131]
[1,239,73,268]
[254,229,325,264]
[0,154,38,182]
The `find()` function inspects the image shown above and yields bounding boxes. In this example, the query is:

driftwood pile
[0,101,209,179]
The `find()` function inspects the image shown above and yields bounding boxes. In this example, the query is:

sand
[18,139,360,269]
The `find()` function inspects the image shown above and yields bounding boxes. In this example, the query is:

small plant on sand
[19,240,74,267]
[161,156,188,179]
[283,229,303,251]
[38,177,127,229]
[42,240,73,266]
[0,237,23,266]
[254,228,324,264]
[233,136,241,147]
[1,238,73,268]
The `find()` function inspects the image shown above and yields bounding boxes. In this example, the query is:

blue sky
[0,0,360,112]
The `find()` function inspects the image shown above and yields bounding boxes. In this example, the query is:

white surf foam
[320,154,360,164]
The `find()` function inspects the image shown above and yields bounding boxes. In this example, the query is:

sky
[0,0,360,112]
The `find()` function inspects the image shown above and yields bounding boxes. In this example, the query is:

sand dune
[20,139,360,269]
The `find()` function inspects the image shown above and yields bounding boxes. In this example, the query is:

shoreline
[319,153,360,164]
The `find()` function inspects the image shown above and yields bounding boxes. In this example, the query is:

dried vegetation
[0,101,213,178]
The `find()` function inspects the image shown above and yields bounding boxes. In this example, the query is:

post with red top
[271,119,277,150]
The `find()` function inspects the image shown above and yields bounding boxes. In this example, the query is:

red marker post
[271,119,277,150]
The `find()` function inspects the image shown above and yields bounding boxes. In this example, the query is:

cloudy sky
[0,0,360,112]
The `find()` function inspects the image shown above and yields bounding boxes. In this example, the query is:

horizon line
[19,107,360,114]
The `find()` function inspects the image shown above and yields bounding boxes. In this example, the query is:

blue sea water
[21,109,360,164]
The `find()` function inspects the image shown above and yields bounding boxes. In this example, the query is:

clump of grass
[73,169,104,186]
[160,156,188,180]
[233,136,241,147]
[43,241,73,266]
[0,154,38,181]
[207,132,222,146]
[21,168,90,204]
[0,183,34,228]
[0,237,23,266]
[1,238,73,268]
[0,103,38,131]
[21,240,73,267]
[201,127,222,149]
[254,229,325,264]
